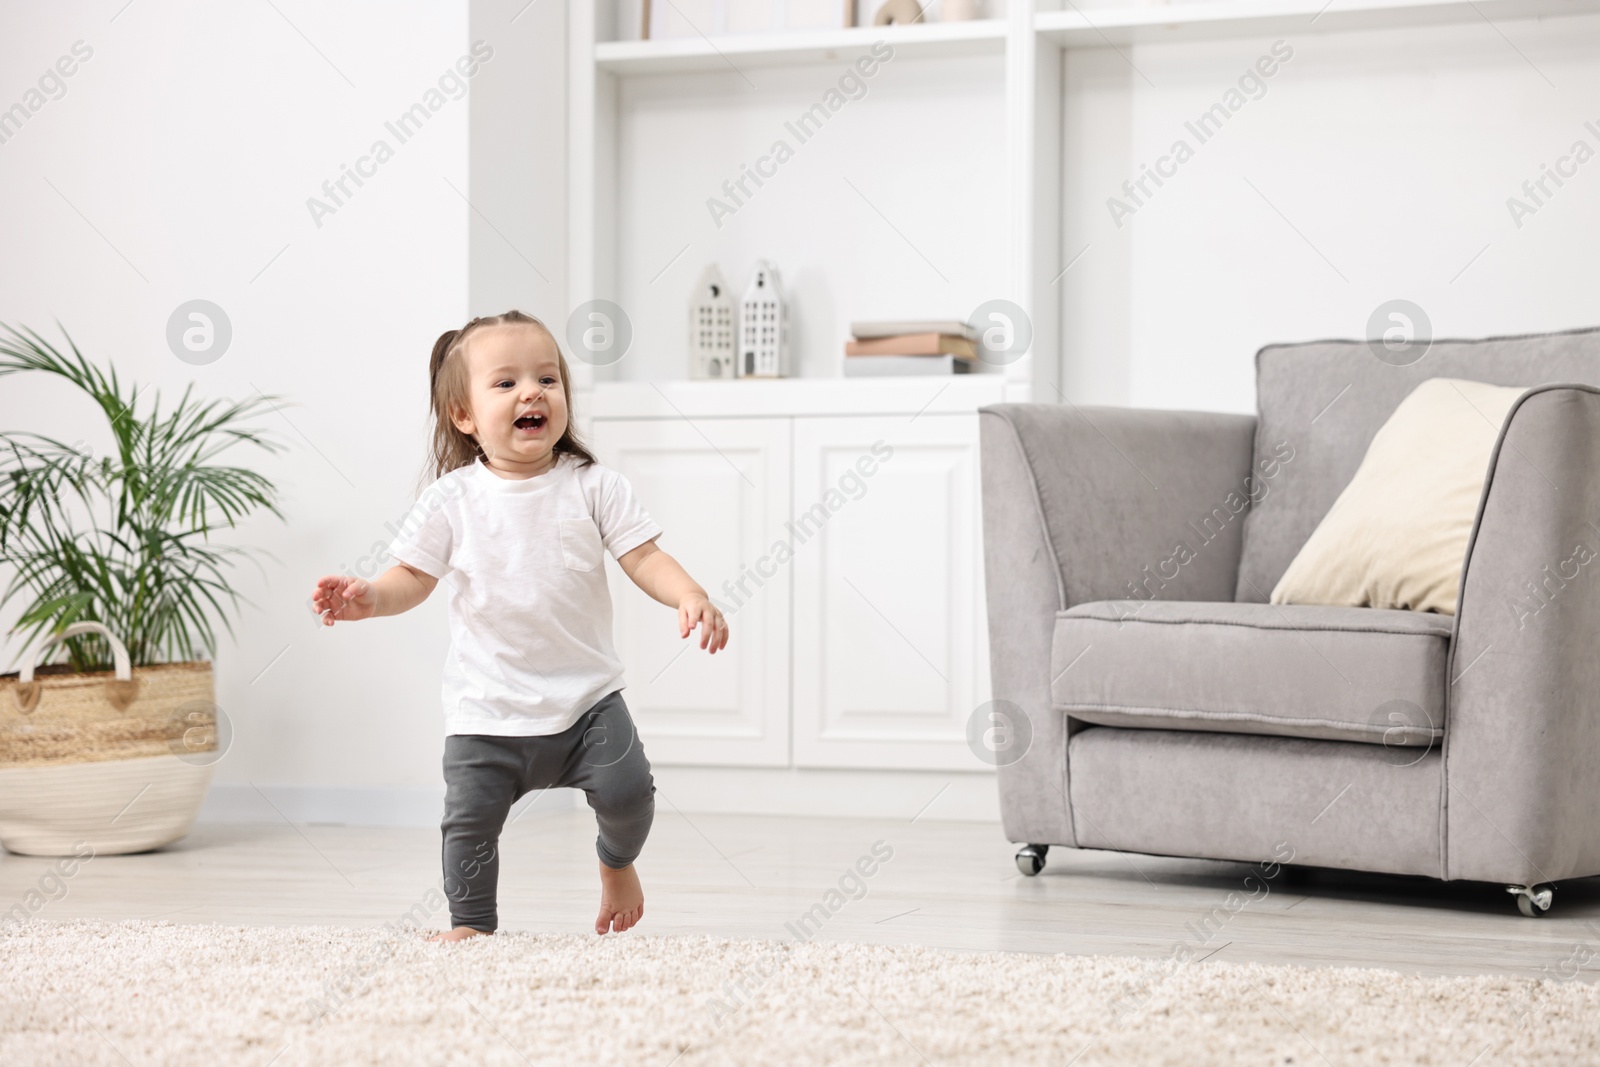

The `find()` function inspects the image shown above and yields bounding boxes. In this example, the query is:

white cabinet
[792,414,989,770]
[595,417,791,766]
[587,378,996,772]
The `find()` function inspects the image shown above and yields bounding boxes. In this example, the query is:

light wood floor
[4,802,1597,981]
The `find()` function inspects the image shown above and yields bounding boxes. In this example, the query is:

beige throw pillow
[1270,377,1527,615]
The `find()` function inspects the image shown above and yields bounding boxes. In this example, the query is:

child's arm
[311,563,438,626]
[616,539,728,654]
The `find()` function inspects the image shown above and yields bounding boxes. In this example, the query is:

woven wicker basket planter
[0,622,218,857]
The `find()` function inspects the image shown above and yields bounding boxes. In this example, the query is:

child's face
[450,323,570,475]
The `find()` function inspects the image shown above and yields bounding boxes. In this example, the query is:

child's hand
[312,574,378,626]
[678,593,728,654]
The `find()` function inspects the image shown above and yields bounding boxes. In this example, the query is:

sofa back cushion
[1235,327,1600,603]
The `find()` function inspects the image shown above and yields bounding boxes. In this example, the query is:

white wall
[1061,14,1600,413]
[468,0,567,322]
[0,1,475,820]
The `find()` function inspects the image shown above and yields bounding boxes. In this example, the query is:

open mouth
[514,413,548,432]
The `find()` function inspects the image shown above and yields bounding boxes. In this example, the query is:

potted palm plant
[0,322,285,855]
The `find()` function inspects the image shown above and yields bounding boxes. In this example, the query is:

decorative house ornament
[738,260,789,379]
[689,264,736,379]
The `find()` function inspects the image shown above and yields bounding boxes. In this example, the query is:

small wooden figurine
[874,0,923,25]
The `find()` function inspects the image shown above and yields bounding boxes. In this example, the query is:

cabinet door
[792,413,992,770]
[590,417,790,766]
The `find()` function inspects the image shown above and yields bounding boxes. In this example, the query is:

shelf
[582,375,1008,419]
[572,0,1600,419]
[1034,0,1600,47]
[590,0,1600,75]
[594,18,1008,76]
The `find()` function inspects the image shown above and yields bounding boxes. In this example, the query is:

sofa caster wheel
[1507,883,1554,917]
[1016,844,1048,876]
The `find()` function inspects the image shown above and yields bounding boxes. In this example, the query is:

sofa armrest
[978,403,1258,846]
[1447,384,1600,884]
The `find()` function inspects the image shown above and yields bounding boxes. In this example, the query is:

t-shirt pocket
[560,516,603,571]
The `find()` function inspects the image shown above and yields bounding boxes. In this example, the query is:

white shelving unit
[568,5,1036,403]
[565,0,1600,800]
[567,0,1600,405]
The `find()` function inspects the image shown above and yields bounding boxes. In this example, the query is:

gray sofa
[978,326,1600,917]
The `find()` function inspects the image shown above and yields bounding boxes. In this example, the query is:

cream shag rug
[2,919,1595,1066]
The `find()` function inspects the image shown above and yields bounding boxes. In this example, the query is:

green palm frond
[0,321,286,673]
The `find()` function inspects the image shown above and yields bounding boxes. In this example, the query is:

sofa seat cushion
[1051,600,1451,746]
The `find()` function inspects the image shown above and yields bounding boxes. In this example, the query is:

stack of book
[843,320,978,376]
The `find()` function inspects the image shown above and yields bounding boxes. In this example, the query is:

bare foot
[426,926,491,944]
[596,861,644,934]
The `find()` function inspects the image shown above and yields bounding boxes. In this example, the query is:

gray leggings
[440,689,655,933]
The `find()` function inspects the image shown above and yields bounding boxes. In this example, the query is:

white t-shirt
[385,452,663,737]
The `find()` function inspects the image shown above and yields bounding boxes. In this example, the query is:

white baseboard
[196,783,578,827]
[196,768,1000,826]
[649,765,1000,822]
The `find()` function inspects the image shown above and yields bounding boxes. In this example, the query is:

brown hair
[420,310,598,492]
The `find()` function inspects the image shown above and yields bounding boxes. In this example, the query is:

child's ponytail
[417,310,600,495]
[421,325,484,494]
